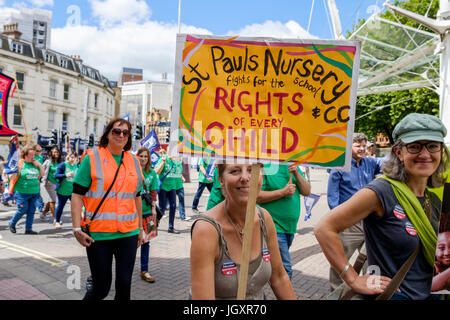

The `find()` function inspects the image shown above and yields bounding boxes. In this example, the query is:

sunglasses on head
[111,128,130,137]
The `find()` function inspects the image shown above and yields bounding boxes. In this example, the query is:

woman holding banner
[315,113,449,300]
[190,163,296,300]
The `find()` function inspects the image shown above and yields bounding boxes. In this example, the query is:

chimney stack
[71,55,83,63]
[2,23,22,40]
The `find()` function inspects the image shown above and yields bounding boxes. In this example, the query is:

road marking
[0,240,69,269]
[0,210,17,217]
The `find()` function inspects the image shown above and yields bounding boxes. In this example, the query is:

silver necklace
[223,202,244,243]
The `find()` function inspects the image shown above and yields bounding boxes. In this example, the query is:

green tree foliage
[351,0,440,144]
[355,88,439,143]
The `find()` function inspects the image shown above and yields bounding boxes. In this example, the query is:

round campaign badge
[262,248,271,262]
[221,260,237,276]
[405,222,417,236]
[393,205,406,220]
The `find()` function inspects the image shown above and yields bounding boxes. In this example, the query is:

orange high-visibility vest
[81,147,143,233]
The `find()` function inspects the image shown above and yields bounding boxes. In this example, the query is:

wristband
[340,262,351,279]
[73,227,82,233]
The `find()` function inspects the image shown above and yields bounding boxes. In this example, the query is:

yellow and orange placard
[171,34,361,170]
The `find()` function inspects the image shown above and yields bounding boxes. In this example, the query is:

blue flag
[304,193,320,221]
[4,136,20,174]
[205,159,216,179]
[150,150,160,167]
[140,129,160,151]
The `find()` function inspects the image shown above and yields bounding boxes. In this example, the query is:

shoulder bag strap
[85,151,124,226]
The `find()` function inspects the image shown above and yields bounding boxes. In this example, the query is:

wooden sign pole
[13,76,29,145]
[236,163,261,300]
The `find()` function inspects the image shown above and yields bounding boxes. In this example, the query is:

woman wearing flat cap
[315,113,449,300]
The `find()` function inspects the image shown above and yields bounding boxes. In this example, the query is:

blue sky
[1,0,382,80]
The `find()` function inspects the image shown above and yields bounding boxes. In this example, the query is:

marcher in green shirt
[257,163,311,279]
[155,150,180,234]
[54,151,78,229]
[137,147,159,283]
[191,158,215,214]
[8,146,44,234]
[206,167,225,210]
[33,144,45,214]
[41,146,62,221]
[172,157,190,220]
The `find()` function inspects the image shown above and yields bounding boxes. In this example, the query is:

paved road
[0,168,333,300]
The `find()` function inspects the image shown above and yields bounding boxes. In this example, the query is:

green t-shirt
[156,155,178,191]
[34,154,43,165]
[140,169,159,215]
[257,163,304,234]
[73,152,139,241]
[173,160,184,190]
[57,162,78,196]
[207,168,224,210]
[14,161,40,194]
[198,158,214,184]
[47,161,59,184]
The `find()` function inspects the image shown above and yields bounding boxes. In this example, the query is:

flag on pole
[0,72,22,136]
[140,129,160,151]
[4,135,20,174]
[205,159,216,179]
[304,193,320,221]
[150,150,160,167]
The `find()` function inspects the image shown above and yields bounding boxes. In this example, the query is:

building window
[49,79,56,98]
[93,119,98,134]
[94,93,98,108]
[45,53,54,63]
[60,59,68,68]
[16,72,24,90]
[12,42,24,54]
[63,84,70,100]
[48,111,55,129]
[13,105,22,126]
[62,113,69,131]
[0,66,3,73]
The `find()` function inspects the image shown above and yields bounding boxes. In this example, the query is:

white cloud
[51,19,318,83]
[29,0,54,7]
[90,0,152,27]
[49,2,316,84]
[227,20,317,39]
[51,22,211,82]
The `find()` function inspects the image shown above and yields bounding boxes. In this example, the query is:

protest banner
[431,167,450,295]
[171,34,361,299]
[171,34,361,171]
[0,72,22,137]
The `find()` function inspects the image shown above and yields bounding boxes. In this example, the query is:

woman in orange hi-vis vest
[71,117,144,301]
